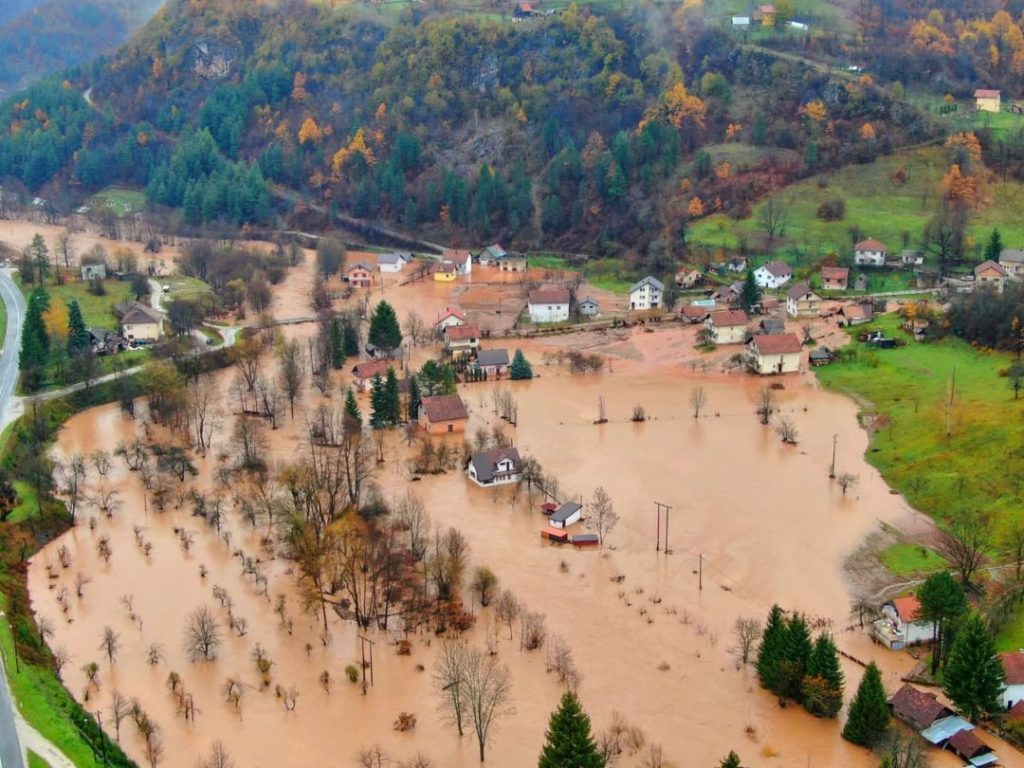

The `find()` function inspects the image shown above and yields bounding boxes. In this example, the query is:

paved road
[0,648,25,768]
[0,268,26,430]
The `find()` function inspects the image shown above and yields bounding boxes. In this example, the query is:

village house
[419,394,469,434]
[345,262,374,287]
[854,238,887,267]
[681,304,710,324]
[629,276,664,310]
[975,88,1002,113]
[441,248,473,276]
[528,288,571,323]
[675,267,703,289]
[838,301,874,326]
[351,359,393,392]
[473,348,509,377]
[435,307,466,331]
[759,317,786,335]
[705,310,749,345]
[1000,650,1024,708]
[753,261,793,289]
[820,266,849,291]
[466,447,522,487]
[975,259,1007,293]
[754,3,776,25]
[888,684,954,731]
[873,595,935,650]
[786,282,821,317]
[478,244,507,266]
[498,251,527,272]
[89,327,119,355]
[711,281,743,306]
[80,263,107,281]
[513,1,534,18]
[444,324,480,358]
[377,252,409,273]
[579,297,599,316]
[433,260,460,282]
[901,250,925,266]
[945,730,997,767]
[999,248,1024,278]
[749,333,802,374]
[114,302,163,342]
[731,15,750,27]
[549,501,583,529]
[725,256,748,273]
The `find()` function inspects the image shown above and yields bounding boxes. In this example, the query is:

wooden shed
[541,527,569,544]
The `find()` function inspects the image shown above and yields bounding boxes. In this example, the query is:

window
[447,424,453,432]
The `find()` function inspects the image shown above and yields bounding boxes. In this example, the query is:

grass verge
[879,542,947,576]
[28,750,53,768]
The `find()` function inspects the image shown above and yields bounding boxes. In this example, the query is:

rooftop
[855,238,887,252]
[890,594,921,623]
[468,447,521,483]
[786,282,816,301]
[709,309,748,327]
[352,359,392,379]
[476,349,509,367]
[445,324,480,341]
[630,275,665,293]
[760,261,792,277]
[550,501,583,524]
[751,333,802,356]
[820,266,849,279]
[421,394,468,423]
[975,89,1001,98]
[888,683,949,728]
[975,259,1007,277]
[1001,650,1024,685]
[529,288,571,305]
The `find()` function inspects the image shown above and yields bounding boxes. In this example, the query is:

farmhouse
[1000,650,1024,708]
[467,447,522,487]
[839,302,873,326]
[786,283,821,317]
[419,394,468,434]
[755,3,775,25]
[975,260,1007,293]
[114,302,163,342]
[725,256,748,273]
[473,349,509,377]
[681,304,710,324]
[441,249,472,276]
[749,333,802,375]
[854,238,887,267]
[435,307,466,330]
[888,684,953,731]
[1000,248,1024,278]
[675,267,703,288]
[478,244,507,266]
[873,595,935,650]
[711,281,743,305]
[579,297,599,316]
[705,310,749,345]
[901,250,925,266]
[629,276,664,310]
[753,261,793,289]
[80,263,107,281]
[975,88,1001,113]
[377,252,409,273]
[514,1,534,18]
[528,288,571,323]
[498,252,527,272]
[345,262,374,287]
[444,324,480,358]
[549,501,583,529]
[820,266,849,291]
[351,359,393,392]
[433,261,460,282]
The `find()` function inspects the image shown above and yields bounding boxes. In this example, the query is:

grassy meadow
[87,186,146,218]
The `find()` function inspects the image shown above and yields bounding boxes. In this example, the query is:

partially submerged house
[478,244,507,266]
[441,249,473,276]
[435,307,466,331]
[351,359,393,392]
[549,501,583,529]
[705,310,749,345]
[571,532,600,548]
[749,333,802,375]
[528,288,571,323]
[889,684,954,731]
[377,252,409,273]
[944,730,997,767]
[874,594,935,650]
[466,447,522,487]
[629,276,664,311]
[419,394,469,434]
[443,324,480,358]
[473,348,510,376]
[753,261,793,289]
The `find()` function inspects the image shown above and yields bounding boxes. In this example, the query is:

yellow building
[433,261,459,282]
[975,89,1001,113]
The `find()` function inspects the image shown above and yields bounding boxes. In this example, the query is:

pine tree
[756,604,787,696]
[717,752,742,768]
[985,228,1004,263]
[384,367,401,425]
[842,662,889,747]
[20,286,51,392]
[537,690,606,768]
[778,613,812,700]
[918,571,967,674]
[739,270,762,312]
[343,387,362,433]
[510,348,533,380]
[67,299,90,354]
[30,233,49,284]
[369,374,387,429]
[343,321,360,356]
[943,612,1005,722]
[368,300,402,353]
[330,317,345,369]
[407,375,422,422]
[803,634,844,718]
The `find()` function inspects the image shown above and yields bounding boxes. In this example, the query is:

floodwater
[20,237,1015,767]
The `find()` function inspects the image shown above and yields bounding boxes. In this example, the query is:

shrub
[816,198,846,221]
[345,664,359,683]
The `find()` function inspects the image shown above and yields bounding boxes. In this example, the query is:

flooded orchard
[26,347,980,768]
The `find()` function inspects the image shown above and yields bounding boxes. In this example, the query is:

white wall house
[705,310,749,345]
[749,333,802,375]
[528,288,571,323]
[81,263,106,281]
[1001,651,1024,708]
[1000,249,1024,279]
[377,252,409,273]
[435,307,466,330]
[786,283,822,317]
[753,261,793,289]
[467,448,522,487]
[854,238,887,267]
[549,502,583,529]
[873,596,935,651]
[442,249,472,276]
[629,276,664,310]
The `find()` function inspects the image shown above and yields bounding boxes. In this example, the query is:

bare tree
[759,196,789,241]
[520,611,547,651]
[279,340,305,420]
[396,491,430,562]
[689,386,707,419]
[463,646,513,762]
[184,375,219,455]
[937,508,992,587]
[109,690,132,743]
[184,606,222,661]
[57,453,87,521]
[596,396,607,424]
[144,724,164,768]
[876,731,929,768]
[756,387,775,425]
[589,486,619,545]
[775,417,798,445]
[837,473,859,495]
[1001,518,1024,582]
[100,626,121,665]
[52,646,70,679]
[404,311,428,347]
[196,740,235,768]
[731,617,762,665]
[494,590,520,640]
[434,639,468,736]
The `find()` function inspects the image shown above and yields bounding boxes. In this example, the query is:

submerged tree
[842,662,889,747]
[943,612,1005,722]
[538,690,606,768]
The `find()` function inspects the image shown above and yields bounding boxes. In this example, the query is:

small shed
[541,527,569,543]
[579,297,599,316]
[945,729,997,766]
[540,502,558,515]
[549,502,583,529]
[571,533,600,548]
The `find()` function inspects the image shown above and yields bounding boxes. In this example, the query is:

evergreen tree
[779,613,813,700]
[985,228,1004,263]
[803,633,844,718]
[30,233,49,284]
[343,387,362,433]
[537,690,606,768]
[66,299,90,354]
[369,374,387,429]
[343,321,360,356]
[368,300,402,353]
[384,367,401,425]
[918,571,967,674]
[739,270,762,313]
[510,348,533,380]
[717,752,742,768]
[943,612,1005,722]
[19,286,51,392]
[407,375,422,422]
[756,604,787,696]
[842,663,889,747]
[330,317,345,369]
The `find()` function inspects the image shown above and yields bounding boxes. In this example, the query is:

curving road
[0,267,25,431]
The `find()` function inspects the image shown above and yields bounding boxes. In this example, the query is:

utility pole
[699,553,705,591]
[358,634,375,689]
[829,433,838,479]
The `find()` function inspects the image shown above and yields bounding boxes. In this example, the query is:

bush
[816,198,845,221]
[345,664,359,683]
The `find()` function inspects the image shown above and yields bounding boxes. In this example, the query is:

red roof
[1008,699,1024,720]
[445,324,480,341]
[947,729,990,759]
[443,249,472,260]
[975,89,1001,99]
[710,309,749,327]
[681,305,709,318]
[436,307,466,323]
[541,526,569,540]
[855,238,887,252]
[420,394,468,423]
[540,502,558,512]
[975,259,1007,277]
[352,360,392,379]
[751,333,802,355]
[888,684,949,728]
[821,266,849,280]
[1001,651,1024,685]
[529,288,571,305]
[891,595,921,623]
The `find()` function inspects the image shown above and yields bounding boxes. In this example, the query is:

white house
[854,238,887,267]
[731,15,750,26]
[549,501,583,529]
[528,288,571,323]
[901,250,925,266]
[975,88,1002,113]
[579,297,599,316]
[442,249,472,276]
[435,307,466,331]
[629,276,664,311]
[116,302,163,342]
[786,282,822,317]
[80,263,106,281]
[873,595,935,651]
[725,256,748,273]
[705,310,749,345]
[377,252,409,273]
[1001,651,1024,708]
[1000,248,1024,278]
[749,333,802,374]
[467,447,522,487]
[753,261,793,289]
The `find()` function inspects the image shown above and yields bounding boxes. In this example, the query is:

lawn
[87,186,146,218]
[28,751,53,768]
[689,147,1024,261]
[879,542,947,576]
[527,253,637,294]
[160,274,212,300]
[19,277,136,331]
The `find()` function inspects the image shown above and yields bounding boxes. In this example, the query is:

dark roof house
[888,684,952,731]
[467,447,521,485]
[475,349,509,368]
